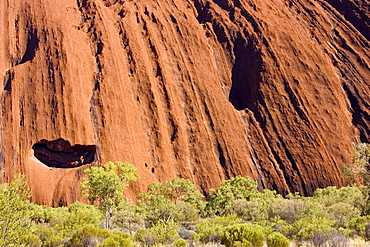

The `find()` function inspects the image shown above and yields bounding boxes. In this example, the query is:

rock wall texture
[0,0,369,206]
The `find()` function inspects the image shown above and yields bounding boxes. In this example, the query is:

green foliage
[267,232,289,247]
[206,176,259,216]
[291,216,335,241]
[65,224,110,247]
[67,201,103,225]
[134,220,180,246]
[33,226,65,247]
[19,234,42,247]
[134,228,157,246]
[0,174,32,246]
[347,216,370,238]
[209,214,243,227]
[173,238,187,247]
[194,220,223,244]
[327,202,361,227]
[98,231,134,247]
[220,223,265,247]
[137,178,204,225]
[152,220,180,245]
[233,199,269,222]
[313,186,366,212]
[30,203,59,224]
[269,198,309,224]
[81,161,138,228]
[310,230,349,247]
[112,203,144,234]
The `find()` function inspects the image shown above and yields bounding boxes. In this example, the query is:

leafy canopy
[80,161,139,229]
[0,174,32,246]
[206,176,259,216]
[81,161,139,210]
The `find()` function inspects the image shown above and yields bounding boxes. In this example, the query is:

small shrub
[347,215,370,239]
[173,238,187,247]
[112,203,144,234]
[98,231,133,247]
[65,224,110,247]
[134,228,157,246]
[152,220,180,244]
[194,220,223,244]
[269,198,308,224]
[233,199,265,222]
[310,230,349,247]
[206,176,259,216]
[267,232,289,247]
[327,202,361,227]
[220,223,265,247]
[19,234,42,247]
[33,226,64,247]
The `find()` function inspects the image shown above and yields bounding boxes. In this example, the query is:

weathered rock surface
[0,0,369,206]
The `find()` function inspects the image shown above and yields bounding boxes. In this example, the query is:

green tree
[137,177,204,225]
[206,176,259,216]
[80,161,139,229]
[0,174,32,246]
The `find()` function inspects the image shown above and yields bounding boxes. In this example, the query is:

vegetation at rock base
[1,144,370,246]
[80,161,139,229]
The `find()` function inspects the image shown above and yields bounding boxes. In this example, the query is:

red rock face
[0,0,369,206]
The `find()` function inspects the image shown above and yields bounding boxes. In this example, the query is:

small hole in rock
[32,138,96,168]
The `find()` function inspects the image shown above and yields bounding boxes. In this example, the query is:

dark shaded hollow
[32,138,96,168]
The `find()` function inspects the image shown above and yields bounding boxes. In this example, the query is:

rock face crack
[32,138,96,168]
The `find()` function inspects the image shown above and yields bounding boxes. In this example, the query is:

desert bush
[327,202,361,227]
[206,176,259,216]
[313,186,366,212]
[112,203,144,234]
[209,214,243,227]
[173,238,187,247]
[152,220,180,245]
[98,231,134,247]
[194,220,223,244]
[0,174,33,246]
[134,228,157,246]
[135,220,180,246]
[347,215,370,239]
[138,178,204,226]
[267,232,289,247]
[269,198,309,224]
[233,199,266,222]
[220,223,265,247]
[19,234,42,247]
[310,230,349,247]
[65,224,110,247]
[33,226,64,247]
[292,216,335,242]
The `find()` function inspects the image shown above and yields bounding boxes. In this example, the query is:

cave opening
[32,138,96,168]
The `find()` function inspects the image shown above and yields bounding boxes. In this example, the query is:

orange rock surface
[0,0,369,206]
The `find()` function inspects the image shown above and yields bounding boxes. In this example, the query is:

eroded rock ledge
[32,138,96,168]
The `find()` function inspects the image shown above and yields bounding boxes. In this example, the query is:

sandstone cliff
[0,0,369,206]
